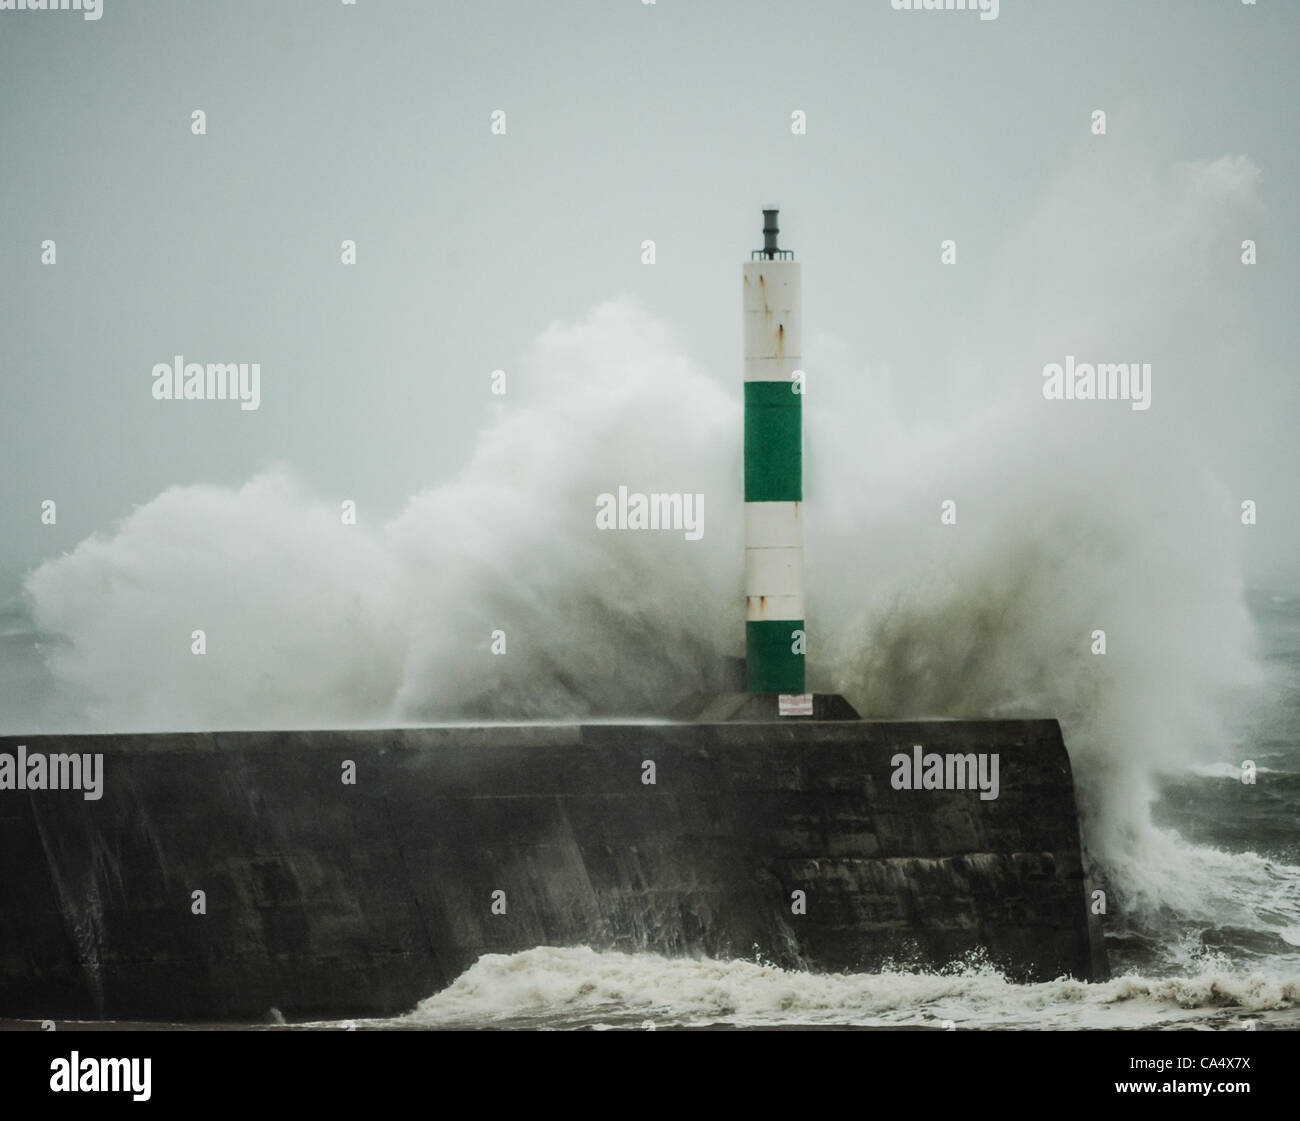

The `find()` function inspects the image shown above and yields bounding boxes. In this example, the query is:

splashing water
[388,946,1297,1030]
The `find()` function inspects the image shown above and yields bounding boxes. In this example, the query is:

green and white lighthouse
[743,209,805,695]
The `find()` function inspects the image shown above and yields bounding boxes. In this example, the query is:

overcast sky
[2,0,1297,594]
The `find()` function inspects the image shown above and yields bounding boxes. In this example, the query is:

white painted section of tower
[743,355,803,383]
[742,261,802,378]
[746,501,803,545]
[744,503,805,622]
[744,561,804,621]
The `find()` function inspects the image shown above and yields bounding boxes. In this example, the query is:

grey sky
[2,0,1297,592]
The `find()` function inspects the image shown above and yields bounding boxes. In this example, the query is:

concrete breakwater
[0,720,1105,1021]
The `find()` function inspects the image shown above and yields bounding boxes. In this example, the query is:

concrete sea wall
[0,720,1105,1020]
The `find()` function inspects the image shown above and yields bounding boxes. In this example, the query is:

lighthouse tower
[743,209,806,698]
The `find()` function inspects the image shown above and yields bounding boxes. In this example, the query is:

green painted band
[744,381,802,502]
[746,619,806,693]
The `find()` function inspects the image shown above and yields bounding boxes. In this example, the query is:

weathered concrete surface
[672,692,862,721]
[0,721,1104,1020]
